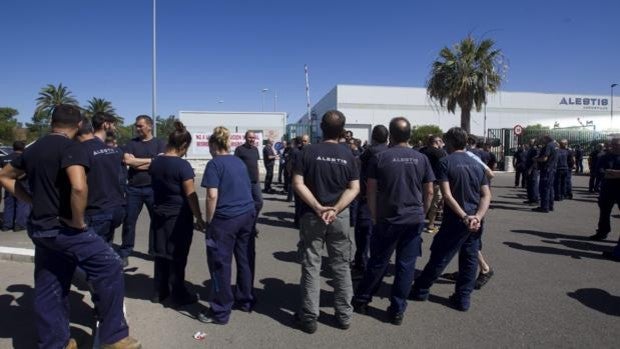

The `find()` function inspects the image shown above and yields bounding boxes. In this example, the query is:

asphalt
[0,173,619,349]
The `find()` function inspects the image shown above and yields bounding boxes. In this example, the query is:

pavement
[0,173,618,348]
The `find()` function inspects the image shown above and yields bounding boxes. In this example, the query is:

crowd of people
[0,105,618,347]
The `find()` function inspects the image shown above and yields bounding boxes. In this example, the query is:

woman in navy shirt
[199,126,256,325]
[148,121,205,305]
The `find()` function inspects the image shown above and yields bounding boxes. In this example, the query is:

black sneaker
[352,301,368,315]
[602,251,620,262]
[389,312,403,326]
[171,291,198,306]
[475,269,494,290]
[448,294,469,311]
[13,226,26,232]
[590,232,608,241]
[198,310,226,325]
[336,319,350,330]
[531,207,549,213]
[294,313,317,334]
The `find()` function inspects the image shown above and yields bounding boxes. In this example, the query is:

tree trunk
[460,108,471,134]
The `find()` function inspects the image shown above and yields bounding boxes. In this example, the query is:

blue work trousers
[526,170,539,202]
[119,186,154,257]
[354,222,424,315]
[554,169,568,201]
[31,226,128,348]
[206,210,256,323]
[539,170,555,211]
[353,200,373,270]
[412,219,481,309]
[88,206,126,244]
[2,192,31,229]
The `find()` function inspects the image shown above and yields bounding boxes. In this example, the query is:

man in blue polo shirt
[352,117,434,325]
[533,135,558,213]
[410,127,491,312]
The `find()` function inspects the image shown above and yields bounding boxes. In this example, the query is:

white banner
[193,132,264,156]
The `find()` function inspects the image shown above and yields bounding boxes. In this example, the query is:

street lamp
[261,88,269,111]
[152,0,157,137]
[612,83,618,128]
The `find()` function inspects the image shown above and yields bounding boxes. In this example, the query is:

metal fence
[483,127,614,170]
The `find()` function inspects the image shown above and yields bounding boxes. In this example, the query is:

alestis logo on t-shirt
[392,157,419,164]
[316,156,348,165]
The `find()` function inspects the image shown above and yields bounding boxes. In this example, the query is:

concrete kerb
[0,246,34,263]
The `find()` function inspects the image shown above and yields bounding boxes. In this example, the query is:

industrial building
[295,85,619,143]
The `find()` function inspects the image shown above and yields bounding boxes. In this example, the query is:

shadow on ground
[0,284,94,349]
[567,288,620,316]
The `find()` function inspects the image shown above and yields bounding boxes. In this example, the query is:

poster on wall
[193,132,264,155]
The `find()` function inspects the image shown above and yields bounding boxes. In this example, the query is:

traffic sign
[514,124,523,136]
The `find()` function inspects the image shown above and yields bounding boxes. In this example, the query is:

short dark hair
[92,112,116,130]
[168,120,192,150]
[371,125,388,144]
[444,127,468,150]
[51,104,82,128]
[77,119,94,136]
[320,110,346,140]
[389,117,411,143]
[135,114,153,126]
[12,140,25,151]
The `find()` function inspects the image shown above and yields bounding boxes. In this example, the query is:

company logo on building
[559,97,608,111]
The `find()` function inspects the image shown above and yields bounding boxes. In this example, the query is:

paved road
[0,173,618,348]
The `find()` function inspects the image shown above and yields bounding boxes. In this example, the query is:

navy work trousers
[120,186,154,258]
[354,222,424,315]
[539,170,555,211]
[2,192,31,229]
[412,218,481,309]
[554,169,568,201]
[597,188,620,235]
[31,226,128,348]
[353,200,373,270]
[206,210,256,323]
[88,205,126,244]
[526,170,539,202]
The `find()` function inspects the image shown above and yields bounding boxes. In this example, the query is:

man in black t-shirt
[533,136,558,213]
[293,110,360,333]
[590,137,620,250]
[119,115,165,266]
[353,117,434,325]
[513,144,527,188]
[588,144,603,192]
[420,135,447,234]
[1,141,31,232]
[352,125,388,277]
[525,139,540,204]
[554,140,570,201]
[77,114,125,244]
[411,127,491,312]
[234,131,263,288]
[0,105,140,349]
[263,139,278,193]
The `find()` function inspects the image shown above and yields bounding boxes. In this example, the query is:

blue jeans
[30,226,128,348]
[206,210,256,323]
[88,206,126,244]
[119,186,154,258]
[412,218,481,309]
[2,192,31,229]
[354,222,424,315]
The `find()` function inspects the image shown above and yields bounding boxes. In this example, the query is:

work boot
[65,338,78,349]
[102,336,142,349]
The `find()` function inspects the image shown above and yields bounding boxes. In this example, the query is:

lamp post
[152,0,157,137]
[612,83,618,128]
[261,88,269,111]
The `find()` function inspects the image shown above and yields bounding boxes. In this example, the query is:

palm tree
[34,83,79,115]
[426,36,507,134]
[84,97,123,124]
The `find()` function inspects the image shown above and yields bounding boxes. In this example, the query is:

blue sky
[1,0,619,125]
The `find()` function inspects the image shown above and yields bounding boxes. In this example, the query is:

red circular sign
[514,125,523,136]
